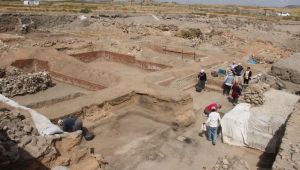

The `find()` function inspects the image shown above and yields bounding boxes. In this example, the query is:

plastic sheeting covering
[221,103,251,147]
[0,94,63,136]
[221,89,299,153]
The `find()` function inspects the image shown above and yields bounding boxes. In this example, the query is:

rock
[222,164,228,169]
[214,156,250,170]
[23,125,33,133]
[20,135,32,146]
[55,156,71,166]
[174,110,195,127]
[3,125,8,130]
[243,83,270,105]
[222,158,229,165]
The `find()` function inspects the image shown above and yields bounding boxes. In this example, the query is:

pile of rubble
[32,38,84,48]
[0,109,55,169]
[0,67,53,97]
[115,22,151,35]
[213,156,250,170]
[0,40,8,50]
[243,83,270,105]
[153,24,178,31]
[0,105,106,170]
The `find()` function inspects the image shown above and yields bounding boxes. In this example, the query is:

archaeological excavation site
[1,2,300,170]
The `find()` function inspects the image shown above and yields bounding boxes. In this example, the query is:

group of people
[198,61,253,145]
[196,61,252,105]
[223,61,252,105]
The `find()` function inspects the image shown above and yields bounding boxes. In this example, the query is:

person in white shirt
[230,61,237,70]
[205,106,221,145]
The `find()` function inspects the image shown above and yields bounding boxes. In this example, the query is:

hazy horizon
[160,0,300,7]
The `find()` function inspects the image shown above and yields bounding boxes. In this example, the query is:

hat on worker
[200,69,205,73]
[211,106,217,111]
[58,119,63,126]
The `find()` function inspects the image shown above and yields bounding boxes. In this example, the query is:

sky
[160,0,300,7]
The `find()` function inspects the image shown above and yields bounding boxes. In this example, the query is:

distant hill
[284,5,300,8]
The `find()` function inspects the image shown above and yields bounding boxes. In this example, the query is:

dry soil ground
[1,9,300,170]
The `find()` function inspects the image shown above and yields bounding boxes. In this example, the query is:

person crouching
[58,117,83,132]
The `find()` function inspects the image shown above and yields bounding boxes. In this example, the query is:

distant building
[24,0,40,6]
[277,12,291,17]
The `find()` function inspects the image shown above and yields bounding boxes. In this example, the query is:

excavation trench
[71,50,172,72]
[11,59,106,91]
[149,44,206,61]
[49,92,193,170]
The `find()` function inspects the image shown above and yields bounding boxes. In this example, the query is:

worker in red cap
[205,106,221,145]
[203,102,222,116]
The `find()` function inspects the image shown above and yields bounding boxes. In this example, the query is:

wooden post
[194,52,196,61]
[181,49,183,60]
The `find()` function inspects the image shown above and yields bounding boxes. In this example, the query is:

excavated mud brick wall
[149,44,204,60]
[55,92,194,128]
[11,59,106,91]
[72,51,171,71]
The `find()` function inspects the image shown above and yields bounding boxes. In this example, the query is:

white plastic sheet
[0,94,63,136]
[221,103,251,147]
[221,89,299,153]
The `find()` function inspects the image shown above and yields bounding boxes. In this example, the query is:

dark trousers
[73,119,83,131]
[232,96,239,104]
[223,84,231,95]
[199,80,206,90]
[244,79,250,85]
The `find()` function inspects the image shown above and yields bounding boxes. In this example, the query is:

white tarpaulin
[221,89,299,153]
[221,103,251,147]
[0,94,63,136]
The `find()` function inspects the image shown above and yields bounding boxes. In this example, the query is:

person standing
[243,67,252,85]
[230,61,237,71]
[231,81,242,106]
[234,63,244,82]
[223,73,235,96]
[196,69,207,92]
[205,106,221,145]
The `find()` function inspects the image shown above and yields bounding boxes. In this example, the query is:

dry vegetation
[0,1,299,20]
